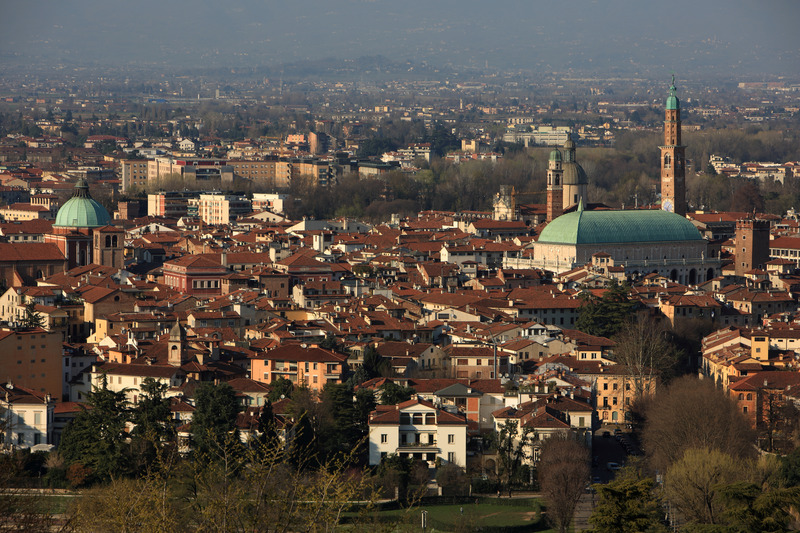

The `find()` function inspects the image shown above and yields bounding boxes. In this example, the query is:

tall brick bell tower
[660,75,686,216]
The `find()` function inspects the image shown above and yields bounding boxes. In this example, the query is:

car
[602,431,611,438]
[613,428,622,436]
[592,476,602,484]
[606,462,621,471]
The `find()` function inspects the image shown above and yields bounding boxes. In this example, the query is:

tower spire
[660,76,686,216]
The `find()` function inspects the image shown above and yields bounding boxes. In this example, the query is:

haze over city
[3,1,800,532]
[2,0,800,78]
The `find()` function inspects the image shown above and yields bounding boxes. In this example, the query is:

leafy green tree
[575,280,634,338]
[131,377,175,471]
[353,388,377,437]
[493,420,532,496]
[251,400,280,455]
[665,447,742,526]
[319,383,358,459]
[20,301,45,329]
[59,375,131,484]
[362,345,391,379]
[708,481,800,533]
[378,381,415,405]
[267,377,294,402]
[287,412,315,469]
[377,454,413,502]
[589,467,668,533]
[319,333,342,352]
[190,382,240,457]
[778,446,800,487]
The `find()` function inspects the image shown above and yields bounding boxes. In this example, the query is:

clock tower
[660,76,686,216]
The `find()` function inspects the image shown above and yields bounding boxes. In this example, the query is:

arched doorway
[670,269,678,281]
[689,269,697,285]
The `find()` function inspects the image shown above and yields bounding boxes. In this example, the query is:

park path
[573,491,595,531]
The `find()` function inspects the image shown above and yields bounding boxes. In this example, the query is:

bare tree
[538,433,590,533]
[612,314,676,398]
[642,376,755,474]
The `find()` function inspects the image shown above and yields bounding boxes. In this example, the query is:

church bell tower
[660,76,686,216]
[546,148,563,222]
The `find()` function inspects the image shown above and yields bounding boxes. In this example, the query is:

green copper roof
[538,208,703,245]
[666,75,680,111]
[54,179,112,228]
[549,148,562,162]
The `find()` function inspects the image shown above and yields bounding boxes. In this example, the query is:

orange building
[0,327,63,398]
[251,345,348,392]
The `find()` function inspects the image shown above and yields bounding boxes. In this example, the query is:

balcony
[397,443,440,452]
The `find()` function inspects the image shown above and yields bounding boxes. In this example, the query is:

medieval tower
[660,76,687,216]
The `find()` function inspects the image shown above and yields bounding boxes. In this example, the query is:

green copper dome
[54,179,111,228]
[549,148,562,162]
[538,207,702,245]
[666,75,680,111]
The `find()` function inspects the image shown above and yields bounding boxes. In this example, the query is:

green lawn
[348,498,554,532]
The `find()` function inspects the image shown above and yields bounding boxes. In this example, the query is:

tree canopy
[575,280,634,338]
[642,376,755,474]
[59,375,131,484]
[191,382,240,457]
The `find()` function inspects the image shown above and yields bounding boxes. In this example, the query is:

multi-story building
[250,345,348,392]
[147,191,198,218]
[367,398,468,467]
[502,125,572,147]
[162,255,228,296]
[120,159,150,191]
[0,381,55,448]
[197,193,252,225]
[0,327,63,398]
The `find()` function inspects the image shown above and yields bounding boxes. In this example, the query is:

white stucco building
[1,382,55,448]
[368,398,468,468]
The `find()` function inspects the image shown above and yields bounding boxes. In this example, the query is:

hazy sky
[2,0,799,77]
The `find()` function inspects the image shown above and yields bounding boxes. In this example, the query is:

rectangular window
[448,434,455,444]
[448,452,455,463]
[381,434,388,443]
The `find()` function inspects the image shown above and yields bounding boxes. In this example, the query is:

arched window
[664,154,671,168]
[105,235,112,247]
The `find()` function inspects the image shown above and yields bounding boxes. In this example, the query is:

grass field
[348,498,554,532]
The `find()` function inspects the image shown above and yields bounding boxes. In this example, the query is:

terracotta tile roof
[0,242,65,262]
